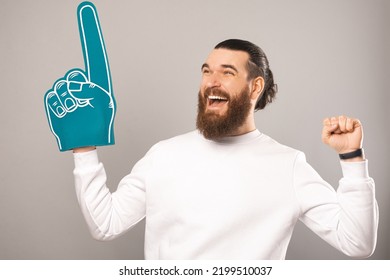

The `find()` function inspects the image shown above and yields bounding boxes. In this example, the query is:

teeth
[208,95,228,101]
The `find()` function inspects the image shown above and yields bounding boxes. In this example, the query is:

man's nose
[205,74,221,88]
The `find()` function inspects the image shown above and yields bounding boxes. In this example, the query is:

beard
[196,86,252,140]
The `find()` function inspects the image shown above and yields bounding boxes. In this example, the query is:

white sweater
[73,130,378,259]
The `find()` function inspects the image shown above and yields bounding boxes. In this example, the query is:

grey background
[0,0,388,259]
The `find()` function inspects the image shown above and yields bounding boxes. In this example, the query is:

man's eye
[202,69,210,74]
[224,71,234,76]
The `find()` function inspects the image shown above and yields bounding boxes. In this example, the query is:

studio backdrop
[0,0,389,259]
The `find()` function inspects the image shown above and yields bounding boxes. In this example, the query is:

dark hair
[214,39,278,110]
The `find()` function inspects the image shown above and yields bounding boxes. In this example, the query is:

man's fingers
[346,117,358,132]
[77,2,111,93]
[323,116,362,134]
[334,116,361,133]
[338,115,347,132]
[323,117,339,133]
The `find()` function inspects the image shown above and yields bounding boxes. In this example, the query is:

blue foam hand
[44,2,116,151]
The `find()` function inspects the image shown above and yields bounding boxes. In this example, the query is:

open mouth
[207,95,229,108]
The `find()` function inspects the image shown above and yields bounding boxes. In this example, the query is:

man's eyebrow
[221,64,238,73]
[201,63,238,72]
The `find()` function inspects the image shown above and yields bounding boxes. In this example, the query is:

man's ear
[250,76,265,101]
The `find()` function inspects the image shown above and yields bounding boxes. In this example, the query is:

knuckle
[54,80,67,93]
[66,70,88,82]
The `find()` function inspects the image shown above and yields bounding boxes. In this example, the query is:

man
[73,39,378,259]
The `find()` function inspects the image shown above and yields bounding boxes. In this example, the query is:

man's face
[196,48,253,139]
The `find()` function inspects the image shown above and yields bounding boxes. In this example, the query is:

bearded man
[72,39,378,259]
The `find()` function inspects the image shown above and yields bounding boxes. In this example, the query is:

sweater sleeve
[73,149,149,241]
[293,152,378,258]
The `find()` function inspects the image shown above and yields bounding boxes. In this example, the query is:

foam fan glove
[44,2,116,151]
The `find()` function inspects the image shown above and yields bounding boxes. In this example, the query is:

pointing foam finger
[77,2,111,93]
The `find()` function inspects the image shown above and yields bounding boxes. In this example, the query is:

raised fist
[322,116,363,155]
[44,2,116,151]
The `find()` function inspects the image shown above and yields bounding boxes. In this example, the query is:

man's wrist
[339,148,365,162]
[73,146,96,153]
